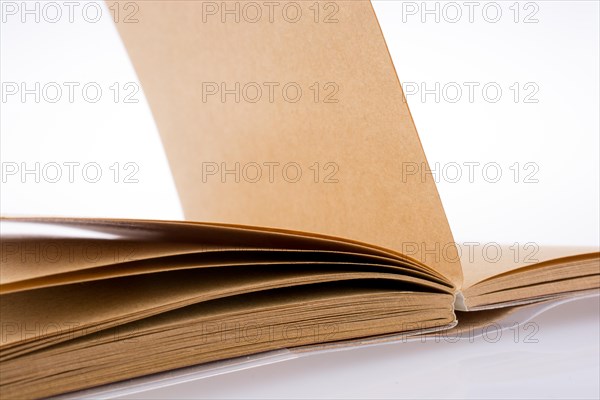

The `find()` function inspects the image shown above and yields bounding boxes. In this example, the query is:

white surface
[1,1,599,398]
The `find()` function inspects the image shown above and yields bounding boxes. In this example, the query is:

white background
[1,1,599,398]
[1,0,599,248]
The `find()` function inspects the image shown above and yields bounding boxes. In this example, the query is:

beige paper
[115,0,462,286]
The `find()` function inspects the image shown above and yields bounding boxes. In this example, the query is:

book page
[457,245,599,309]
[461,245,599,289]
[114,1,462,286]
[0,217,451,292]
[1,285,454,398]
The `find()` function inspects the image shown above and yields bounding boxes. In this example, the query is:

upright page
[115,0,462,286]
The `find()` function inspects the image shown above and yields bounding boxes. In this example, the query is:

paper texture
[461,245,599,289]
[459,245,599,309]
[115,0,462,286]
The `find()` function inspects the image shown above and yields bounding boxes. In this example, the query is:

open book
[1,1,598,398]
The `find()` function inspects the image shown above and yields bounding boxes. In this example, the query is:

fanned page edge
[0,216,455,292]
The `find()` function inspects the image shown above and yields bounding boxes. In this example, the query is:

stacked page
[0,1,598,398]
[1,217,598,398]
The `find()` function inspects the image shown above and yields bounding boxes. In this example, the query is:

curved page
[114,0,462,286]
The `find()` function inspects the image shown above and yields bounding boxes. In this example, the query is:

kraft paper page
[460,245,600,289]
[114,0,462,286]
